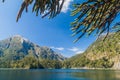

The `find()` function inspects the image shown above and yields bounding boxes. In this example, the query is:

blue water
[0,69,120,80]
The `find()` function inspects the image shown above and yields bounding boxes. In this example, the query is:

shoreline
[69,67,120,70]
[0,68,120,70]
[0,68,29,70]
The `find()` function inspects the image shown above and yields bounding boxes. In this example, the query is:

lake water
[0,69,120,80]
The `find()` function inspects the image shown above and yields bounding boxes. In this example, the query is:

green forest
[0,32,120,69]
[0,56,63,69]
[64,32,120,69]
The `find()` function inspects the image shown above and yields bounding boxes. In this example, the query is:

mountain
[66,32,120,69]
[0,35,65,69]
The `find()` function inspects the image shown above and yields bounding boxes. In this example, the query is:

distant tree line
[0,56,63,69]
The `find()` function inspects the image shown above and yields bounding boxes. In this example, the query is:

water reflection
[0,69,81,80]
[72,69,120,80]
[0,69,120,80]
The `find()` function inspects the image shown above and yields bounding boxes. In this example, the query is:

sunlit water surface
[0,69,120,80]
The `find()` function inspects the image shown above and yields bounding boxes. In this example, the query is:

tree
[2,0,120,42]
[16,0,64,22]
[71,0,120,42]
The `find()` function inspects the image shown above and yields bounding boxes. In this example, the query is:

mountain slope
[67,32,120,69]
[0,35,65,61]
[0,35,66,69]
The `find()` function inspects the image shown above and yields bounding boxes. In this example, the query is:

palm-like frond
[113,22,120,32]
[1,0,120,42]
[71,0,120,42]
[16,0,64,22]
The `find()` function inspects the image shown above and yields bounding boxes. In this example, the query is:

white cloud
[60,0,73,13]
[68,47,79,52]
[51,46,64,51]
[68,47,84,54]
[76,50,84,54]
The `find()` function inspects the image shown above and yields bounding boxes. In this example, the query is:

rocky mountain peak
[11,35,28,43]
[0,35,66,61]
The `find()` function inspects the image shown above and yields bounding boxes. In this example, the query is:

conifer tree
[1,0,120,41]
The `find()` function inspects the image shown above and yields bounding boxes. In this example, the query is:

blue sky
[0,0,119,57]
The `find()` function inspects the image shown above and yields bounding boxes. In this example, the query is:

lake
[0,69,120,80]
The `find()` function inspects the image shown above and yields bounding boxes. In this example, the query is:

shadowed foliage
[71,0,120,42]
[113,22,120,32]
[16,0,64,22]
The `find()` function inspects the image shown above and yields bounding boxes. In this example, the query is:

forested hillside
[65,32,120,69]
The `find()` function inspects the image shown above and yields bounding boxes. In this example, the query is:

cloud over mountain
[51,46,64,51]
[68,47,84,54]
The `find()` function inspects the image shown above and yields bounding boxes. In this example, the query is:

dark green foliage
[0,60,11,68]
[0,56,63,69]
[62,60,71,68]
[65,54,114,68]
[10,56,44,69]
[62,54,90,68]
[86,57,114,68]
[40,59,63,69]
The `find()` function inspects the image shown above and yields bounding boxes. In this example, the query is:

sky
[0,0,119,57]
